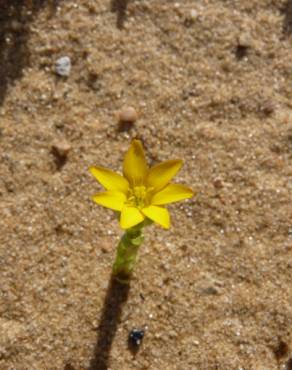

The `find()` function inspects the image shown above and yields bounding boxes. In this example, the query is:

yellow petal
[151,184,194,205]
[142,205,170,229]
[90,166,129,193]
[120,206,145,229]
[123,140,148,185]
[92,191,126,211]
[146,160,183,191]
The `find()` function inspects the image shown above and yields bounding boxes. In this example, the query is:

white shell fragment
[55,56,71,77]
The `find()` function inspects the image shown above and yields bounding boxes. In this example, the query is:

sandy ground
[0,1,292,369]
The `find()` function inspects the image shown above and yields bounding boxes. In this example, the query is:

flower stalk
[112,224,144,283]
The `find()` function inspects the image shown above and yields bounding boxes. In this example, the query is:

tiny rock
[260,100,275,116]
[51,140,71,170]
[190,9,198,19]
[238,33,252,48]
[118,106,138,124]
[52,140,71,159]
[213,177,224,189]
[55,56,71,77]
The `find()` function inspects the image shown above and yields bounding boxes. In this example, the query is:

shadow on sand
[88,275,130,370]
[110,0,130,29]
[282,0,292,36]
[0,0,60,106]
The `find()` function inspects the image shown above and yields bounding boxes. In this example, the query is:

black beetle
[128,328,145,347]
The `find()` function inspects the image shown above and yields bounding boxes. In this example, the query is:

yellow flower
[90,140,194,229]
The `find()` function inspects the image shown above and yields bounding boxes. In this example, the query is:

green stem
[112,225,144,283]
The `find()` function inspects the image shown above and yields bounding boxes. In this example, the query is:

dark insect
[128,328,145,347]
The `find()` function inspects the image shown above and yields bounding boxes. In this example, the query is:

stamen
[127,186,150,208]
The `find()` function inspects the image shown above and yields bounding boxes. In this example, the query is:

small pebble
[238,33,252,48]
[190,9,198,19]
[260,100,275,116]
[128,328,144,347]
[213,177,224,189]
[51,140,71,170]
[51,140,71,159]
[55,56,71,77]
[118,106,138,124]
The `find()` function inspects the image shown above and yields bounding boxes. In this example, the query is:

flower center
[127,186,149,208]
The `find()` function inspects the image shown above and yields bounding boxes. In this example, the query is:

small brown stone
[51,140,71,170]
[117,106,138,124]
[213,177,224,189]
[52,140,71,159]
[260,100,275,116]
